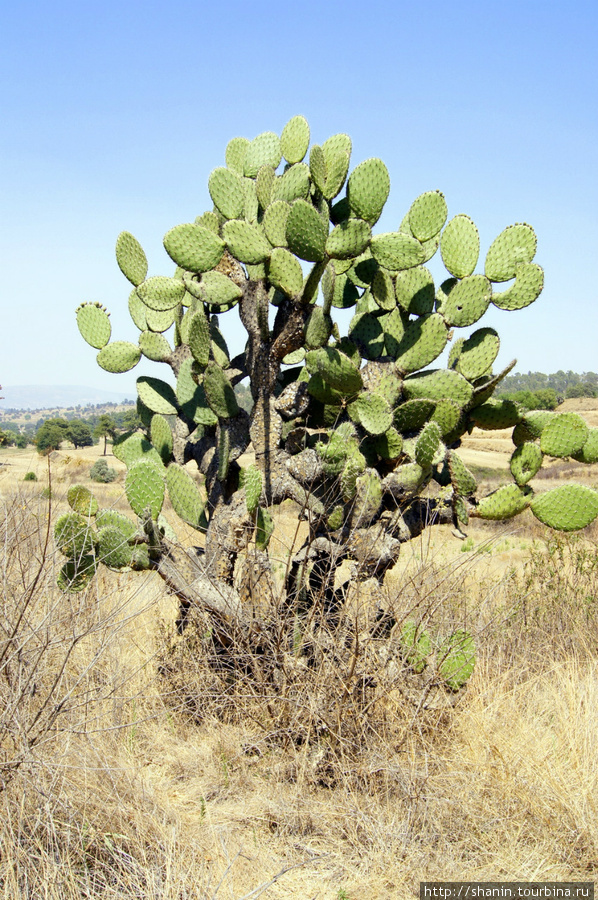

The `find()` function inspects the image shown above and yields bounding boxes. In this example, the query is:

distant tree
[120,407,142,431]
[0,428,12,446]
[36,418,69,453]
[533,388,559,410]
[566,382,597,399]
[15,434,29,449]
[66,420,94,449]
[94,414,118,455]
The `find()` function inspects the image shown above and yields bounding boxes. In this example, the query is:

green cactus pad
[76,303,112,349]
[540,412,589,458]
[326,218,371,260]
[349,392,393,435]
[352,470,383,526]
[57,556,97,592]
[476,484,530,520]
[95,509,136,538]
[271,162,311,203]
[255,164,276,209]
[485,223,537,282]
[521,409,554,439]
[306,346,363,396]
[322,133,352,167]
[243,132,282,178]
[305,306,333,350]
[448,450,477,495]
[242,464,262,514]
[222,220,271,265]
[440,215,480,278]
[572,428,598,464]
[395,266,435,316]
[125,460,165,520]
[455,328,500,381]
[394,314,448,374]
[184,385,219,426]
[150,414,173,465]
[115,231,148,287]
[307,373,344,406]
[225,136,250,175]
[431,399,462,436]
[267,247,303,296]
[263,200,291,247]
[195,210,221,233]
[203,363,239,419]
[97,526,133,569]
[400,621,431,674]
[55,512,96,557]
[408,191,448,242]
[175,356,198,405]
[510,442,543,486]
[491,263,544,311]
[322,151,350,200]
[166,463,205,528]
[256,506,275,550]
[139,330,172,362]
[144,304,177,333]
[208,167,245,220]
[394,399,436,433]
[341,453,367,501]
[382,463,426,498]
[414,422,442,470]
[242,177,259,222]
[309,144,327,193]
[163,223,225,274]
[130,544,151,570]
[285,199,328,262]
[187,309,211,367]
[113,431,165,470]
[348,311,384,360]
[136,376,178,416]
[326,505,344,532]
[199,271,242,308]
[280,115,310,165]
[374,427,403,460]
[403,369,474,405]
[67,485,98,517]
[470,399,523,430]
[347,158,390,225]
[128,290,147,331]
[441,275,492,327]
[531,484,598,532]
[370,268,396,310]
[439,630,475,691]
[322,266,359,310]
[355,288,379,315]
[137,276,185,311]
[370,232,425,271]
[379,307,406,357]
[97,341,141,374]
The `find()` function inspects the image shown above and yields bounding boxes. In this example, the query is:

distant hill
[0,385,134,411]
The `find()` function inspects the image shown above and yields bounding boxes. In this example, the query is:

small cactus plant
[64,116,598,694]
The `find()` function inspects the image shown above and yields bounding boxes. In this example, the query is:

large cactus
[64,116,598,684]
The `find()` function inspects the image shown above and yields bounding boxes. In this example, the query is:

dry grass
[1,447,598,898]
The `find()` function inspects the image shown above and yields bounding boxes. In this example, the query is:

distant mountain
[0,385,134,411]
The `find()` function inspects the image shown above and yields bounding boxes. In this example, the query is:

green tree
[36,418,69,453]
[67,420,94,448]
[94,413,118,455]
[58,116,598,724]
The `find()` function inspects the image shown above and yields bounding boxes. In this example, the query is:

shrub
[23,471,37,481]
[89,458,118,483]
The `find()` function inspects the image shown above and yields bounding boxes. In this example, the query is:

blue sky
[1,0,597,400]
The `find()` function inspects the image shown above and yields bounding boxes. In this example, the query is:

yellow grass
[1,438,597,898]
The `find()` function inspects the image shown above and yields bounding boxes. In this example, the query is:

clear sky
[1,0,597,399]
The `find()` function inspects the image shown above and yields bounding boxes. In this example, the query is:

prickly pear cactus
[67,114,598,621]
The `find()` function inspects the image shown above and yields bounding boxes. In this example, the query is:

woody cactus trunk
[64,116,598,686]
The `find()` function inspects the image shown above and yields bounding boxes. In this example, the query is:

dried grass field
[1,405,598,898]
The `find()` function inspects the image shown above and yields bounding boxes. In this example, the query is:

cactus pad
[243,464,263,514]
[271,162,311,203]
[203,363,239,419]
[223,220,271,264]
[531,484,598,532]
[208,167,245,220]
[439,630,475,691]
[263,200,291,247]
[166,463,205,528]
[470,399,523,430]
[200,271,243,307]
[349,392,393,435]
[440,214,480,278]
[97,526,133,570]
[77,302,112,349]
[55,512,96,557]
[125,460,165,519]
[67,485,98,517]
[187,309,211,368]
[268,247,304,296]
[137,376,178,416]
[95,509,136,538]
[408,190,448,241]
[370,231,425,271]
[347,158,390,225]
[476,484,530,520]
[395,266,435,316]
[400,621,431,674]
[403,369,474,405]
[243,131,282,178]
[225,136,249,174]
[572,428,598,464]
[448,450,477,495]
[415,422,443,470]
[394,314,448,373]
[394,399,436,433]
[306,346,363,395]
[280,115,310,165]
[286,199,328,262]
[540,412,589,458]
[510,442,543,485]
[455,327,500,380]
[326,218,372,260]
[163,223,225,273]
[441,275,492,327]
[139,330,172,362]
[97,341,141,373]
[116,231,148,287]
[485,223,537,282]
[150,414,173,465]
[491,263,544,311]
